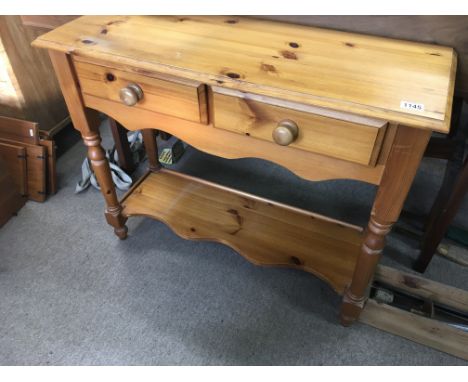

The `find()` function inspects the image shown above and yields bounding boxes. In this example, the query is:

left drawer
[73,59,208,124]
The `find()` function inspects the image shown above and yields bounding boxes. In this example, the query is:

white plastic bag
[75,131,143,193]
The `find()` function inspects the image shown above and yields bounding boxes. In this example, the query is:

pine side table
[33,16,457,325]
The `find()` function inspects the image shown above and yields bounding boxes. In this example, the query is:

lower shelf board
[121,169,363,294]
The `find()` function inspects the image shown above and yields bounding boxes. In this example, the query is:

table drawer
[212,88,388,166]
[74,59,208,124]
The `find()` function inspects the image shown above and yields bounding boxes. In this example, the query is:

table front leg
[48,50,128,239]
[83,131,128,239]
[340,126,431,326]
[142,129,161,172]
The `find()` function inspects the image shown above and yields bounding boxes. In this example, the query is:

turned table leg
[48,50,128,239]
[109,118,135,174]
[142,129,161,172]
[340,126,431,326]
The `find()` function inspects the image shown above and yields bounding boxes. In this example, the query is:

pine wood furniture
[33,16,457,325]
[18,15,136,174]
[0,116,49,202]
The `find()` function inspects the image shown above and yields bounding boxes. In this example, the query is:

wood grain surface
[261,16,468,98]
[0,142,27,195]
[340,126,432,325]
[74,58,208,124]
[83,93,387,184]
[121,169,363,294]
[39,138,57,195]
[35,18,459,326]
[375,265,468,314]
[0,116,39,145]
[22,143,47,203]
[48,50,128,237]
[360,299,468,361]
[0,138,47,202]
[0,157,26,228]
[24,15,468,98]
[32,16,456,133]
[0,16,69,131]
[212,87,387,166]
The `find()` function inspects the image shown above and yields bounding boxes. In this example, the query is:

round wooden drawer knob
[119,83,144,106]
[272,119,299,146]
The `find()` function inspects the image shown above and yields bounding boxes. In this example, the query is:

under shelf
[121,169,363,294]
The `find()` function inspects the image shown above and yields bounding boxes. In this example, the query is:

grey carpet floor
[0,120,467,365]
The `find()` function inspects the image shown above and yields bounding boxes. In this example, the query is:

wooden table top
[33,16,457,133]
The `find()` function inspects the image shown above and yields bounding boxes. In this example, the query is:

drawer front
[212,88,388,166]
[74,59,208,124]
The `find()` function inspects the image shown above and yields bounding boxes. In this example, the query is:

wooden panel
[0,27,25,118]
[39,138,57,195]
[0,116,39,145]
[360,299,468,361]
[375,265,468,314]
[74,58,208,124]
[121,169,363,294]
[32,16,456,132]
[20,16,78,30]
[24,143,47,202]
[0,16,69,132]
[212,88,387,166]
[83,93,386,184]
[0,142,27,195]
[0,138,47,202]
[258,16,468,98]
[0,158,26,228]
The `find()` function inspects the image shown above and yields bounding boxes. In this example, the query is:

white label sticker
[400,100,425,112]
[29,128,34,137]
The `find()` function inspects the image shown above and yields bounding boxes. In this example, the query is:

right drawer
[211,88,388,166]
